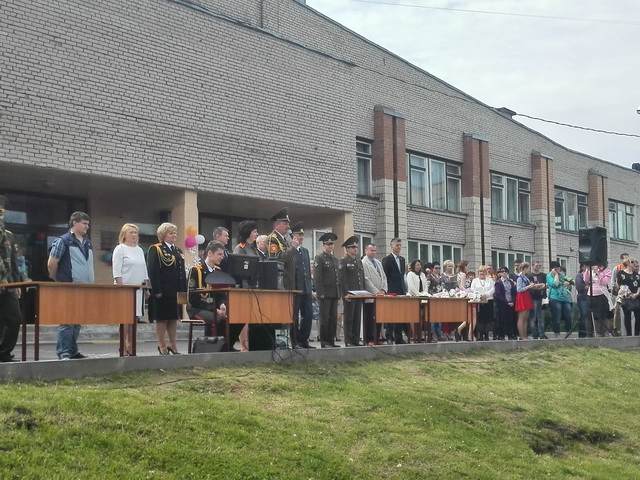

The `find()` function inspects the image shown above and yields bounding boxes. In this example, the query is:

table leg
[34,288,40,361]
[188,323,193,354]
[119,324,124,357]
[132,321,137,356]
[426,302,433,343]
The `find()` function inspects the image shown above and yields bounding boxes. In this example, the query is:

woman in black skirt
[147,222,187,355]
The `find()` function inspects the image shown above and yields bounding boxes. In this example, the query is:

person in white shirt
[406,259,428,342]
[470,265,495,341]
[406,259,428,296]
[112,223,149,355]
[361,244,387,345]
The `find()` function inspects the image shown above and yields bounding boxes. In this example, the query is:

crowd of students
[404,254,639,342]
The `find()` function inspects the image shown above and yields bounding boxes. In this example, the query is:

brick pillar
[588,170,608,229]
[462,134,490,268]
[170,189,199,267]
[373,105,407,253]
[531,152,555,268]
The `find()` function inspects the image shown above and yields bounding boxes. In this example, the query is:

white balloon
[196,234,206,245]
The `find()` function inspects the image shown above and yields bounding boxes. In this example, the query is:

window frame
[554,189,588,232]
[490,172,531,224]
[609,200,635,241]
[491,249,532,272]
[356,139,373,197]
[408,240,462,265]
[407,152,461,212]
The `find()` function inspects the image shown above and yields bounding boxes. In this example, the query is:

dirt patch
[6,407,38,431]
[527,418,619,456]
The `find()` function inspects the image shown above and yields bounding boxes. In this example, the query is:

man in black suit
[283,223,314,348]
[212,226,231,273]
[381,238,407,344]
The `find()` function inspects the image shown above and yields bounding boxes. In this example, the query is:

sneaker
[71,352,88,359]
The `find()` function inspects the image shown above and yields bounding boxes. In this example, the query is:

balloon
[196,234,206,245]
[185,236,197,248]
[186,225,197,237]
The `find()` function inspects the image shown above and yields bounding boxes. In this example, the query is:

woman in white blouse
[112,223,149,355]
[406,260,428,342]
[470,265,495,341]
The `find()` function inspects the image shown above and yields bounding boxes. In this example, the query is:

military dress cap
[291,222,304,235]
[237,220,258,242]
[270,208,290,223]
[318,232,337,243]
[342,235,359,248]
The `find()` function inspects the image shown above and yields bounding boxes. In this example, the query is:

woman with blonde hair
[471,265,495,341]
[147,222,187,355]
[112,223,149,355]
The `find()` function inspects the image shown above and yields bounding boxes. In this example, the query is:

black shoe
[158,346,169,355]
[167,347,181,355]
[71,352,87,359]
[0,355,16,362]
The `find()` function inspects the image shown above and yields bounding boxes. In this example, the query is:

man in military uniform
[0,195,21,362]
[267,208,291,259]
[340,235,366,347]
[313,232,340,348]
[283,223,314,348]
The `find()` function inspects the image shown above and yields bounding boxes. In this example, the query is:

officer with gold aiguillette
[0,194,22,362]
[267,208,291,259]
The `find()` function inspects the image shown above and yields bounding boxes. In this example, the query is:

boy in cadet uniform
[267,208,291,259]
[313,232,340,348]
[340,235,365,347]
[187,241,227,338]
[0,195,21,362]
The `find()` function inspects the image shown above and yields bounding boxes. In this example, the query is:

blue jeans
[577,297,590,337]
[528,298,544,337]
[549,300,572,334]
[431,322,443,338]
[56,325,81,358]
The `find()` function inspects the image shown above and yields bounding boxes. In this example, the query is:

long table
[3,281,139,360]
[345,294,427,342]
[425,297,482,341]
[190,288,298,351]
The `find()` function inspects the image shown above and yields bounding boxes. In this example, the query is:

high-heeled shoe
[167,347,181,355]
[157,346,169,355]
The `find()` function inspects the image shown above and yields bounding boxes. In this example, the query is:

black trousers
[0,291,21,360]
[343,300,362,346]
[319,298,338,345]
[292,293,313,344]
[495,302,515,339]
[363,302,377,343]
[477,300,494,340]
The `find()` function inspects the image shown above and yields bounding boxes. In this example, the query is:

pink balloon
[184,236,197,248]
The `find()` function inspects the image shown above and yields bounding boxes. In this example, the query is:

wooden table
[191,288,297,351]
[425,297,482,341]
[345,294,426,343]
[4,281,139,361]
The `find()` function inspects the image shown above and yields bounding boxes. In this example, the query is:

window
[609,200,635,241]
[356,141,372,196]
[408,153,461,212]
[491,249,532,272]
[555,189,588,232]
[355,233,374,258]
[491,174,530,223]
[408,240,462,265]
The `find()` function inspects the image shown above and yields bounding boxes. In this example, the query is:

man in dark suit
[212,226,231,273]
[283,223,314,348]
[382,238,407,344]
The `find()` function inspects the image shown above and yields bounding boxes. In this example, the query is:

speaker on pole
[578,227,608,266]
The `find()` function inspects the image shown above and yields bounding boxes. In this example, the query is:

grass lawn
[1,346,640,479]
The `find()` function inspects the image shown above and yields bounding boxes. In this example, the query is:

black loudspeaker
[578,227,608,266]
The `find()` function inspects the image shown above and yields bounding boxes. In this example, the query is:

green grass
[1,347,640,479]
